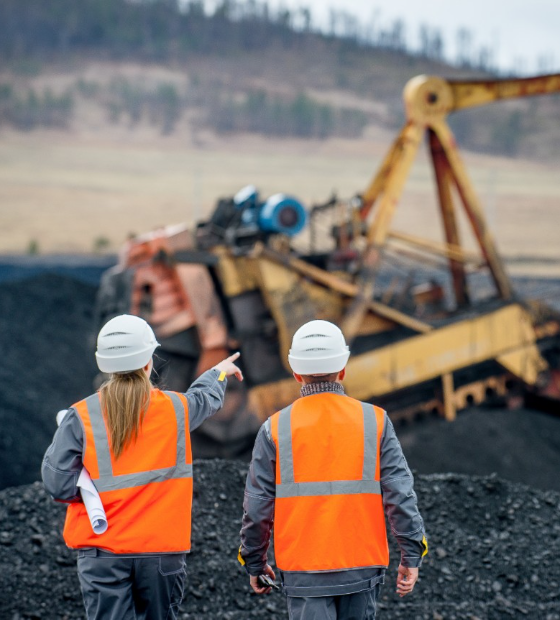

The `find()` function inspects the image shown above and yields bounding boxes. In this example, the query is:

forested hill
[1,0,559,159]
[0,0,472,66]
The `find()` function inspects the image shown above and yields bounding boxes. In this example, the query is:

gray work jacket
[239,386,427,598]
[42,368,227,505]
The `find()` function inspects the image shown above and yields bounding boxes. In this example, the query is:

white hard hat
[288,320,350,375]
[95,314,160,374]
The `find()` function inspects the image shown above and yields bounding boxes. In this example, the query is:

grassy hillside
[1,129,559,277]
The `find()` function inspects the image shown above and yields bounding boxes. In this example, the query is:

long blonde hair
[100,369,152,460]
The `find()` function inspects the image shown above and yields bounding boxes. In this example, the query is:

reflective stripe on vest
[276,402,382,498]
[84,391,192,492]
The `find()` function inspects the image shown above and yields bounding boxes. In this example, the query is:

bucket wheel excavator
[95,72,560,457]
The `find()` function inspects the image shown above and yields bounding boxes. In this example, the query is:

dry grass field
[0,127,558,275]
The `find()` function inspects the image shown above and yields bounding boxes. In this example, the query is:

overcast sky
[260,0,560,74]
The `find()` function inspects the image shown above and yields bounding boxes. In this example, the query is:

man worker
[238,319,428,619]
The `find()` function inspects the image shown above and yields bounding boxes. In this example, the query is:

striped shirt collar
[300,381,345,398]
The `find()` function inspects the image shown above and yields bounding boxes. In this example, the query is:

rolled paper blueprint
[56,409,108,535]
[56,409,69,426]
[77,468,108,535]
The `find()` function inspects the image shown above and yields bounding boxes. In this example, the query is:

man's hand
[249,564,276,595]
[214,352,243,381]
[396,564,418,597]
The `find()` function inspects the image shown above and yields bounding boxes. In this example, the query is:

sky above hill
[264,0,560,75]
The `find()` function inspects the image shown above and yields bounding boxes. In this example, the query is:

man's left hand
[396,564,418,597]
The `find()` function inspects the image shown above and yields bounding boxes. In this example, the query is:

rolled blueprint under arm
[77,468,108,535]
[53,409,108,535]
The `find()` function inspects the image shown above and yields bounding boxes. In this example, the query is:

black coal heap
[1,463,560,619]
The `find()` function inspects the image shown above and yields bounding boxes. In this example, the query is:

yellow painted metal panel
[441,373,456,421]
[254,256,345,369]
[344,304,545,400]
[249,304,548,413]
[496,345,548,385]
[214,250,259,297]
[249,380,301,421]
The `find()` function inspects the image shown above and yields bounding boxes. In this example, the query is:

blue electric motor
[233,186,308,237]
[259,194,308,236]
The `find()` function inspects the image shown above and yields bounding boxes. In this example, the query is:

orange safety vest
[64,389,193,554]
[270,393,389,572]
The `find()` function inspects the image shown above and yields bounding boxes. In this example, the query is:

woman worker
[42,314,243,619]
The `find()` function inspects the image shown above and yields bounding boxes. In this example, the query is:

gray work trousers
[77,548,187,620]
[286,585,380,620]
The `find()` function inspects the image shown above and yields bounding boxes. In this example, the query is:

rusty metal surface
[429,128,469,307]
[130,263,196,338]
[430,119,513,299]
[449,74,560,111]
[176,264,228,351]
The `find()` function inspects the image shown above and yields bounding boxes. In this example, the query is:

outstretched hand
[396,564,418,597]
[214,352,243,381]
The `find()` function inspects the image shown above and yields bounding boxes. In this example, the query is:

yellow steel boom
[448,74,560,112]
[342,73,560,341]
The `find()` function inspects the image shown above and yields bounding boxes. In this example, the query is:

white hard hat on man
[288,319,349,376]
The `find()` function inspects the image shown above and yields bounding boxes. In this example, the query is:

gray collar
[300,381,346,398]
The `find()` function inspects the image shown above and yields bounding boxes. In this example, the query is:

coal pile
[1,461,560,620]
[0,274,98,490]
[398,406,560,493]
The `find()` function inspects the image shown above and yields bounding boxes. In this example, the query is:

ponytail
[100,369,152,460]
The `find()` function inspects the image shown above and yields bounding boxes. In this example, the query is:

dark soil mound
[399,406,560,492]
[1,462,560,620]
[0,274,98,489]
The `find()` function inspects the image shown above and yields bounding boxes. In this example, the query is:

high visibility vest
[270,393,389,572]
[64,389,193,554]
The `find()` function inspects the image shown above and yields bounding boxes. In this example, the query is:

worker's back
[269,392,389,572]
[64,388,193,554]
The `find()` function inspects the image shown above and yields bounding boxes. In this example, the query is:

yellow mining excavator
[95,73,560,457]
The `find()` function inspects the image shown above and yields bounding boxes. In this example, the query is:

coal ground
[0,274,99,490]
[398,407,560,493]
[1,463,560,620]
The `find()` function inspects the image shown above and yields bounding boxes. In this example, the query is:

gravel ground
[1,461,560,620]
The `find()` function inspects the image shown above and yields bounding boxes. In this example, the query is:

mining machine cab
[95,72,560,458]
